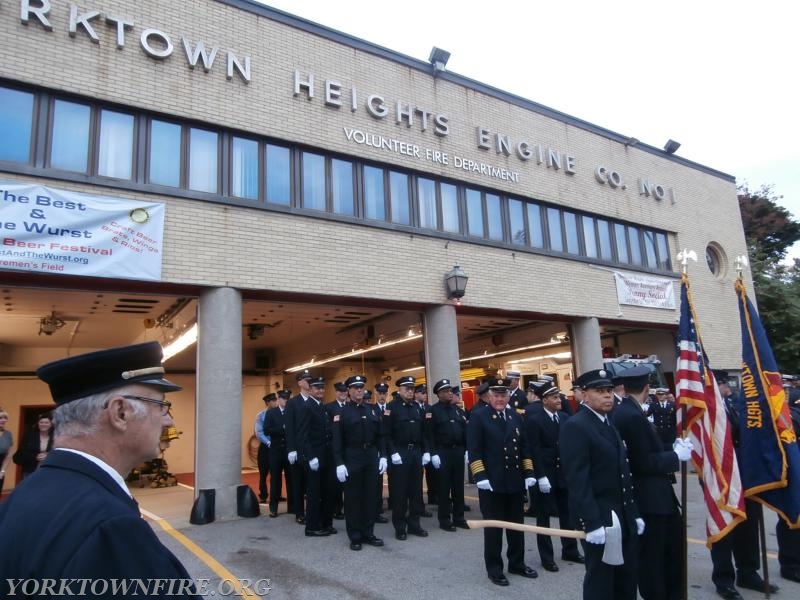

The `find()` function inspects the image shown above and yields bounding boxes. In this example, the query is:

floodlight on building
[428,46,450,75]
[664,139,681,154]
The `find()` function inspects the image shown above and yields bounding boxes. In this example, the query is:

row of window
[0,84,672,272]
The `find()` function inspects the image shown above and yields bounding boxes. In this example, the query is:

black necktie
[499,411,506,422]
[553,413,559,425]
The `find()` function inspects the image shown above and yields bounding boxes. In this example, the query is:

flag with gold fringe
[735,277,800,527]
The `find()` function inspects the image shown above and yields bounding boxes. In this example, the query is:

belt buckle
[407,443,415,450]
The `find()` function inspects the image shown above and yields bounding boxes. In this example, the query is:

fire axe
[467,510,624,566]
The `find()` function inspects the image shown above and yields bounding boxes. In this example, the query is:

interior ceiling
[0,286,594,373]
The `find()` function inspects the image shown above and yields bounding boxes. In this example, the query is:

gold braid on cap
[121,366,165,380]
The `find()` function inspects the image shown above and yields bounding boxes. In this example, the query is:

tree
[738,184,800,371]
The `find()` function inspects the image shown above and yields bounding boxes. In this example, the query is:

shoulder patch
[333,414,340,422]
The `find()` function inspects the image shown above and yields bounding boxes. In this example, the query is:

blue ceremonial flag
[735,278,800,527]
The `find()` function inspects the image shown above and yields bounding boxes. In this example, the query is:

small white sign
[614,271,676,310]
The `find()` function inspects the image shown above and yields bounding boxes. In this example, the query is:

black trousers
[304,451,336,532]
[777,518,800,570]
[388,447,423,533]
[257,443,270,501]
[710,499,761,589]
[289,461,307,518]
[535,485,579,563]
[424,461,438,504]
[268,444,290,514]
[435,446,465,525]
[638,512,682,600]
[478,488,526,577]
[580,531,639,600]
[344,448,379,542]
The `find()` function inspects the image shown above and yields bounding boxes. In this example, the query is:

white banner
[0,182,165,281]
[613,271,676,309]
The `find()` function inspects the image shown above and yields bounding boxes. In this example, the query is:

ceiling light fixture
[285,332,423,373]
[38,312,65,336]
[162,323,198,362]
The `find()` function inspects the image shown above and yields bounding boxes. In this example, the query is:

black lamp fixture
[664,139,681,154]
[444,265,469,300]
[429,46,451,75]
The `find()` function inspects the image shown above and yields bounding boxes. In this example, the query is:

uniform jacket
[263,406,288,451]
[649,399,678,447]
[611,396,679,515]
[526,408,569,487]
[384,399,428,455]
[296,398,333,463]
[467,407,534,494]
[0,450,197,597]
[559,407,640,534]
[332,401,386,466]
[285,393,308,453]
[509,387,527,413]
[426,401,467,450]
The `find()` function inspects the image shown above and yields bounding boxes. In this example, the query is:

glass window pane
[527,203,544,248]
[598,219,613,260]
[331,158,354,216]
[441,183,459,233]
[564,211,579,254]
[188,128,218,193]
[643,230,658,267]
[547,207,563,252]
[508,199,525,245]
[364,165,385,220]
[149,120,181,187]
[389,171,410,225]
[614,223,629,263]
[0,87,34,163]
[302,152,326,211]
[582,216,598,258]
[486,194,503,241]
[265,144,290,205]
[51,100,90,172]
[231,137,259,199]
[98,110,134,179]
[628,226,642,265]
[466,189,483,237]
[418,177,437,230]
[656,232,670,270]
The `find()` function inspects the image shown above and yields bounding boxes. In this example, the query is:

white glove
[288,450,298,465]
[391,452,403,465]
[431,454,441,469]
[309,457,319,471]
[465,451,469,464]
[525,477,537,489]
[336,465,348,482]
[422,452,431,466]
[673,438,693,462]
[476,479,493,491]
[378,457,388,475]
[647,414,655,424]
[585,526,606,544]
[636,517,646,535]
[538,476,552,493]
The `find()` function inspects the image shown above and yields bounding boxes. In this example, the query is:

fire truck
[602,354,669,389]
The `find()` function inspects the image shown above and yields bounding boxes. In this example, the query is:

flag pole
[676,249,697,600]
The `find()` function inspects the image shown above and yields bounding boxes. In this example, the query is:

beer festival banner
[0,182,165,281]
[613,271,676,310]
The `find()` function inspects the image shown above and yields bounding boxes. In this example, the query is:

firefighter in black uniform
[286,370,313,524]
[332,375,387,551]
[649,388,677,448]
[507,370,527,414]
[385,375,429,540]
[467,377,539,586]
[325,381,348,520]
[263,390,291,518]
[427,378,469,531]
[374,382,390,522]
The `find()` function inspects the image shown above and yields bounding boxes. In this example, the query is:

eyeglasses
[121,395,172,416]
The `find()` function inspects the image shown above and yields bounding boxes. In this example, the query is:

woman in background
[0,408,12,491]
[13,413,53,478]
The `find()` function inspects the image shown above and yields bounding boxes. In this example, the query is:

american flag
[675,274,745,544]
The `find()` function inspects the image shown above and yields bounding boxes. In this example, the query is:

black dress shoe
[488,574,509,586]
[295,516,305,525]
[453,520,469,529]
[782,568,800,583]
[349,542,362,551]
[508,566,539,579]
[333,512,345,520]
[715,586,743,600]
[736,578,779,593]
[408,528,428,537]
[324,526,338,534]
[440,523,457,532]
[542,562,559,572]
[395,531,407,540]
[258,497,267,504]
[304,529,330,537]
[364,535,384,547]
[562,553,585,564]
[422,510,433,517]
[268,511,277,518]
[463,505,471,512]
[524,510,537,517]
[375,515,389,524]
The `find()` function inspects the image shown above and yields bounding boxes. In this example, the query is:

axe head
[601,510,624,565]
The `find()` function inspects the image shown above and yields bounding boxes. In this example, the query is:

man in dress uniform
[649,388,677,448]
[264,390,291,518]
[332,375,387,551]
[507,370,527,414]
[0,342,198,597]
[610,366,692,600]
[467,377,539,586]
[427,378,469,532]
[416,383,437,509]
[525,381,584,572]
[709,371,778,598]
[326,381,348,520]
[374,382,390,519]
[254,393,276,503]
[297,376,337,537]
[286,369,313,524]
[559,368,643,600]
[385,375,430,540]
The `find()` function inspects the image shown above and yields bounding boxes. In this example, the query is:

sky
[256,0,799,258]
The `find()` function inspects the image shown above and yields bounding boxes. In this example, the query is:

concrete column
[195,287,242,519]
[423,305,460,403]
[571,317,603,377]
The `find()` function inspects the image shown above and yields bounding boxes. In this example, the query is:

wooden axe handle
[466,519,587,540]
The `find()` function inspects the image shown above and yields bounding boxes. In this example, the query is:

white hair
[52,387,147,439]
